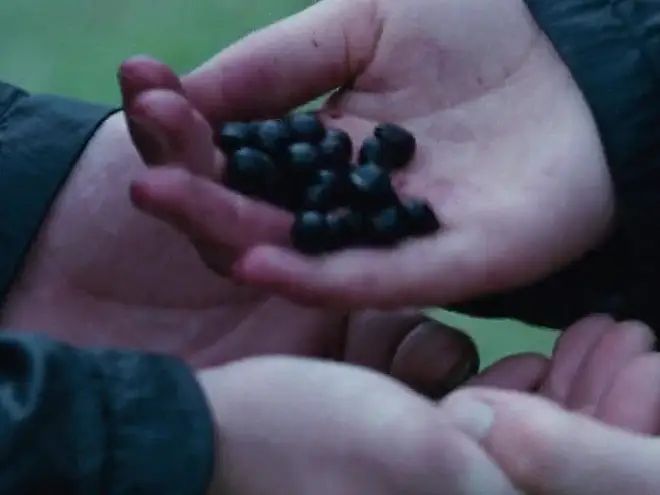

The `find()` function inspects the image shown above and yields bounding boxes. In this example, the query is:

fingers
[126,89,221,176]
[118,56,184,163]
[188,298,347,369]
[466,353,548,392]
[343,310,427,371]
[597,354,660,435]
[538,314,615,404]
[442,388,660,495]
[201,357,518,495]
[130,167,293,251]
[389,320,479,398]
[344,312,479,399]
[182,0,382,121]
[119,55,183,105]
[232,231,486,309]
[565,320,656,414]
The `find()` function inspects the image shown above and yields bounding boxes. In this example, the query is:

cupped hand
[133,0,614,310]
[441,315,660,494]
[0,63,479,399]
[199,356,519,495]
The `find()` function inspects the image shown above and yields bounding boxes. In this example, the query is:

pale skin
[0,0,652,492]
[130,0,614,309]
[199,316,660,494]
[0,108,483,393]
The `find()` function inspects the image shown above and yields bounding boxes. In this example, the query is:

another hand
[442,315,660,493]
[198,356,520,495]
[0,76,478,397]
[134,0,614,309]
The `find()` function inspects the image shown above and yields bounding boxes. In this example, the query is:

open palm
[134,0,614,310]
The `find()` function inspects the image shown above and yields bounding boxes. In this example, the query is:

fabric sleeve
[454,1,660,330]
[0,332,215,495]
[0,81,116,300]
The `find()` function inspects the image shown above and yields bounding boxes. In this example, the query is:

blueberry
[291,211,328,254]
[288,112,326,143]
[326,210,366,248]
[302,170,347,211]
[401,199,440,236]
[319,129,353,169]
[348,163,397,210]
[303,184,336,211]
[254,119,292,157]
[368,206,408,246]
[287,142,321,181]
[226,147,280,199]
[374,123,416,169]
[217,122,253,155]
[358,136,385,166]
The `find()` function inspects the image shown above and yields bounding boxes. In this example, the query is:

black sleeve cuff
[0,83,116,301]
[454,2,660,329]
[0,333,215,495]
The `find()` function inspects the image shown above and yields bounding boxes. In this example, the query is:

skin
[0,110,479,394]
[130,0,614,310]
[445,316,660,495]
[198,316,660,495]
[1,0,651,492]
[0,22,480,395]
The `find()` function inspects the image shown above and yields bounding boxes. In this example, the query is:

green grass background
[0,0,559,368]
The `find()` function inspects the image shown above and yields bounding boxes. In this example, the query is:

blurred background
[0,0,559,367]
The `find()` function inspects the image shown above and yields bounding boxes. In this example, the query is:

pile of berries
[216,113,440,254]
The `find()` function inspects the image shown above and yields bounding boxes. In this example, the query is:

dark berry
[288,112,326,143]
[254,119,293,158]
[319,129,353,169]
[368,206,408,246]
[291,211,328,254]
[401,199,440,236]
[348,163,397,210]
[226,147,279,198]
[303,183,336,211]
[302,170,346,211]
[287,142,321,181]
[374,123,416,169]
[358,136,385,166]
[217,122,253,155]
[326,210,366,248]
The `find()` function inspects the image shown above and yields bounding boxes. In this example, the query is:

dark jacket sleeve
[454,1,660,330]
[0,83,215,493]
[0,81,115,300]
[0,332,215,495]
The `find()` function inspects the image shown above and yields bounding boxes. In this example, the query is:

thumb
[181,0,382,122]
[441,388,660,495]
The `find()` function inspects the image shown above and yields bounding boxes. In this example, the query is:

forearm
[0,332,215,494]
[0,80,115,301]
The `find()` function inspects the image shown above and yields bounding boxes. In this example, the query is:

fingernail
[442,394,495,441]
[443,354,481,391]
